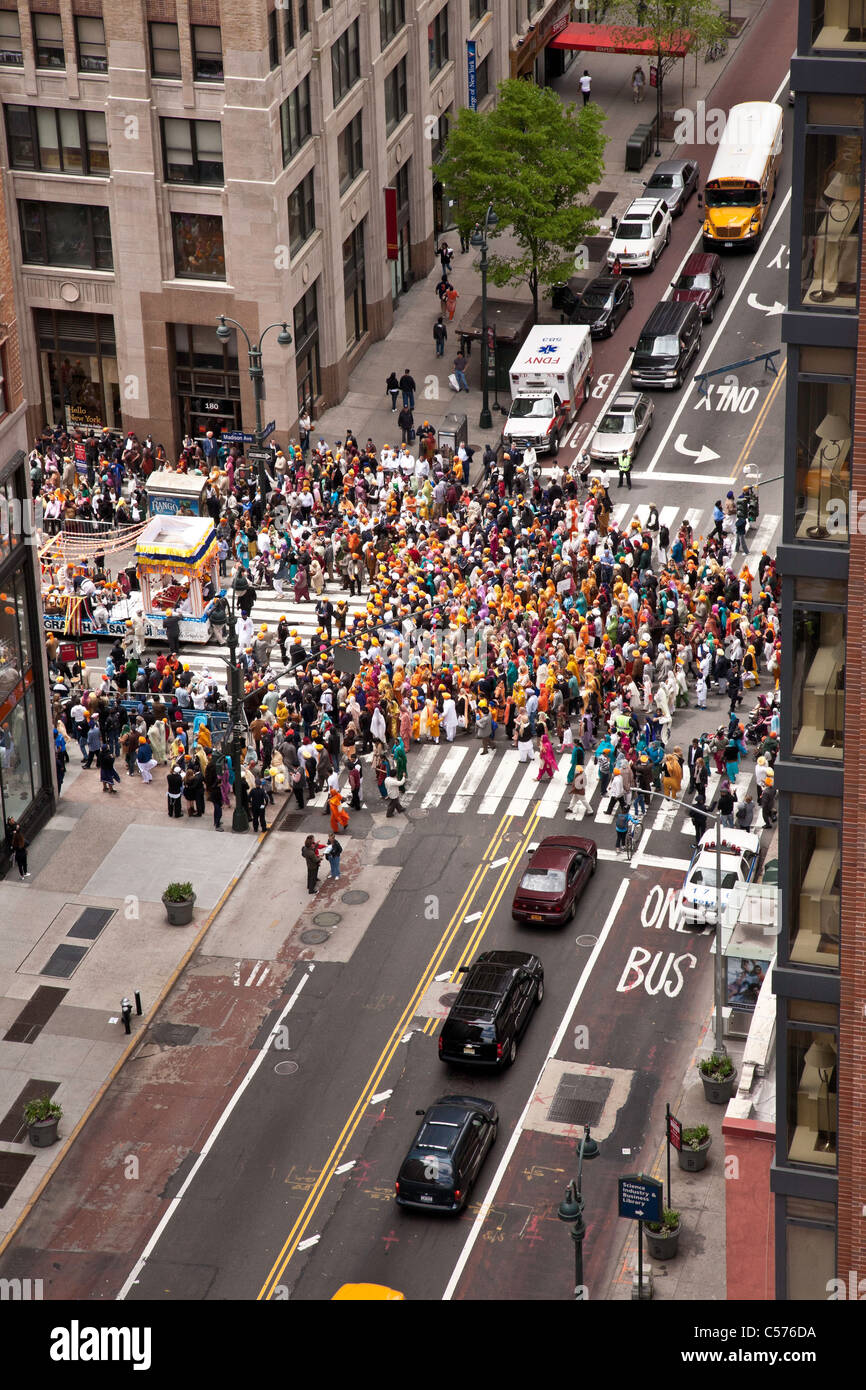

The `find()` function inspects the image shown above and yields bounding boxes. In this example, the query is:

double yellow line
[731,357,787,483]
[257,803,542,1300]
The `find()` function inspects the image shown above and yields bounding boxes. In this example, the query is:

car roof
[583,275,619,292]
[638,300,698,335]
[623,196,668,218]
[698,828,760,854]
[649,158,693,176]
[530,836,595,869]
[608,392,643,411]
[680,251,720,275]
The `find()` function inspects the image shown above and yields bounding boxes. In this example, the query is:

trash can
[438,413,468,455]
[626,128,648,171]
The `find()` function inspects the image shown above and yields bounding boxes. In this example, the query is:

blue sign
[149,495,201,518]
[261,419,276,440]
[221,430,255,443]
[467,41,477,111]
[618,1174,663,1223]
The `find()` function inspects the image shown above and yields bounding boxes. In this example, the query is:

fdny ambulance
[502,325,593,455]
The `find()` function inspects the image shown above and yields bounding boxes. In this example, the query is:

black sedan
[567,275,634,337]
[395,1096,498,1213]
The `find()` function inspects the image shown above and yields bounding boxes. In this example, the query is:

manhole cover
[301,928,330,945]
[372,825,399,839]
[313,911,341,927]
[151,1022,199,1047]
[547,1073,613,1128]
[274,1060,299,1075]
[341,890,369,905]
[575,934,598,948]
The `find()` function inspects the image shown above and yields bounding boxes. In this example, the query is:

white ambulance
[503,324,593,455]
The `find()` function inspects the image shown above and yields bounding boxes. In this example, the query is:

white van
[503,325,593,455]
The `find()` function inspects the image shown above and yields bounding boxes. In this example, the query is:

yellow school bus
[700,102,784,251]
[331,1283,405,1300]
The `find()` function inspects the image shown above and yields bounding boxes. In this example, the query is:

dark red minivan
[671,252,725,323]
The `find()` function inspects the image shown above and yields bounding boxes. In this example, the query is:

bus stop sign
[618,1173,663,1222]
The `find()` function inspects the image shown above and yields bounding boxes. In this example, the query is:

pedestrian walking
[385,771,406,816]
[326,832,343,879]
[347,757,364,810]
[580,70,592,105]
[433,316,447,357]
[329,785,350,832]
[250,779,268,832]
[632,66,646,102]
[399,369,416,409]
[166,764,184,818]
[453,352,469,392]
[136,735,157,783]
[565,761,590,817]
[476,701,494,755]
[445,286,459,321]
[617,448,632,490]
[302,834,322,894]
[398,404,414,444]
[386,371,400,412]
[12,827,29,878]
[204,750,224,829]
[98,744,120,793]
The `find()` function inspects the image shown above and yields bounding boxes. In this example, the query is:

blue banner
[467,40,477,111]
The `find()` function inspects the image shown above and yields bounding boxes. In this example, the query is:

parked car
[394,1095,498,1213]
[606,196,672,272]
[671,251,725,322]
[439,949,544,1069]
[568,275,635,337]
[629,300,702,390]
[679,828,761,926]
[511,836,597,926]
[644,157,700,216]
[589,391,654,464]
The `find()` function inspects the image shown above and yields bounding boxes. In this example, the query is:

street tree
[605,0,729,138]
[432,79,605,323]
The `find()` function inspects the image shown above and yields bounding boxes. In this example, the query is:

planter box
[644,1225,680,1261]
[162,893,196,926]
[27,1117,60,1148]
[700,1066,738,1105]
[678,1138,711,1172]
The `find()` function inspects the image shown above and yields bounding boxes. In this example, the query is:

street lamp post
[215,316,292,500]
[470,204,498,433]
[557,1124,599,1299]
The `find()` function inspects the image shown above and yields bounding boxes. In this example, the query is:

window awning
[548,22,691,60]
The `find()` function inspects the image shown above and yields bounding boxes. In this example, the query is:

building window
[4,106,109,177]
[171,212,226,280]
[793,351,853,544]
[338,112,363,193]
[790,606,845,762]
[332,19,360,106]
[161,118,223,185]
[469,0,488,24]
[800,127,862,311]
[379,0,405,49]
[298,0,310,36]
[784,1198,837,1300]
[785,1000,838,1169]
[288,170,316,255]
[268,10,279,69]
[75,16,107,73]
[811,0,866,51]
[0,10,23,66]
[32,13,65,69]
[385,57,408,133]
[343,223,367,349]
[192,25,223,81]
[149,21,181,79]
[19,200,113,270]
[428,6,449,78]
[172,323,241,439]
[35,307,119,430]
[476,53,490,102]
[280,77,312,165]
[787,817,840,970]
[283,3,295,53]
[294,283,320,412]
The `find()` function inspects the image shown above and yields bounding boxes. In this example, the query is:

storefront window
[800,128,862,310]
[790,607,844,761]
[793,351,853,543]
[35,309,119,431]
[787,820,840,968]
[785,1002,838,1169]
[171,213,226,280]
[171,323,241,439]
[785,1198,836,1300]
[811,1,866,52]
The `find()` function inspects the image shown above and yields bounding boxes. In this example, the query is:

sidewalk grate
[3,986,68,1044]
[278,814,307,833]
[67,907,114,940]
[0,1152,34,1208]
[591,190,617,214]
[41,944,88,979]
[583,235,612,261]
[0,1078,60,1144]
[547,1073,612,1128]
[150,1022,199,1047]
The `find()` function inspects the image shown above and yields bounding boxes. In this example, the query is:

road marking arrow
[298,1235,320,1251]
[674,434,721,466]
[747,292,785,317]
[334,1161,356,1175]
[464,911,483,923]
[370,1089,392,1105]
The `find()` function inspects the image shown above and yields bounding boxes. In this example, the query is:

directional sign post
[619,1173,663,1302]
[261,419,276,440]
[220,431,255,444]
[666,1105,682,1209]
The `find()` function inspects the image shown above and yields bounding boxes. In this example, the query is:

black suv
[438,949,544,1069]
[395,1095,498,1213]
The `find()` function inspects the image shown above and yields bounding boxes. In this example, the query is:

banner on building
[467,41,477,111]
[384,187,398,260]
[66,403,103,432]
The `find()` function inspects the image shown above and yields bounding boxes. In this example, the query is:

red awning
[548,22,691,59]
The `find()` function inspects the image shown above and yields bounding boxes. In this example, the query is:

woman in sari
[329,787,349,832]
[535,728,559,782]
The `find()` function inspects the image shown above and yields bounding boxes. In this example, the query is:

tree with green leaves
[432,79,605,324]
[605,1,728,138]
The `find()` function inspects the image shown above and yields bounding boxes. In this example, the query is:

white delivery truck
[502,324,593,455]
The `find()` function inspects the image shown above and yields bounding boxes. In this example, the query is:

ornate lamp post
[470,204,498,432]
[215,315,292,499]
[557,1124,599,1299]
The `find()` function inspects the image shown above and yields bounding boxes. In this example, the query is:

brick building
[0,0,574,454]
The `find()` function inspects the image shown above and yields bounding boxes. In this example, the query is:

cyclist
[625,807,644,858]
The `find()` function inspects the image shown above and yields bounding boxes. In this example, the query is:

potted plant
[678,1123,712,1172]
[644,1208,681,1261]
[162,881,196,926]
[23,1096,62,1148]
[699,1052,738,1104]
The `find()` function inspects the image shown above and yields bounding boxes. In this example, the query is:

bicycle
[625,815,643,862]
[705,38,728,62]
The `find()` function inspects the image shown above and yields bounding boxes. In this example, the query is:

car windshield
[636,334,680,357]
[705,186,760,208]
[521,868,567,893]
[598,413,631,434]
[617,222,650,240]
[582,291,614,309]
[690,868,739,890]
[679,273,712,290]
[649,174,678,188]
[509,397,554,418]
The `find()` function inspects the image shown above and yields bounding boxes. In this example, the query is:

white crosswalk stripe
[420,745,467,809]
[507,758,545,818]
[402,745,439,799]
[746,511,777,557]
[478,749,524,815]
[449,746,495,814]
[567,758,599,821]
[536,756,570,818]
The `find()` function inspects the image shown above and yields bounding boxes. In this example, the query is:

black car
[394,1096,498,1213]
[568,275,634,338]
[438,949,544,1069]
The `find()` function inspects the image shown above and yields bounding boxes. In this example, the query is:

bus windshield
[704,185,760,209]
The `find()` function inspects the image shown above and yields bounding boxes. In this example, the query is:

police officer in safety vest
[617,448,632,490]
